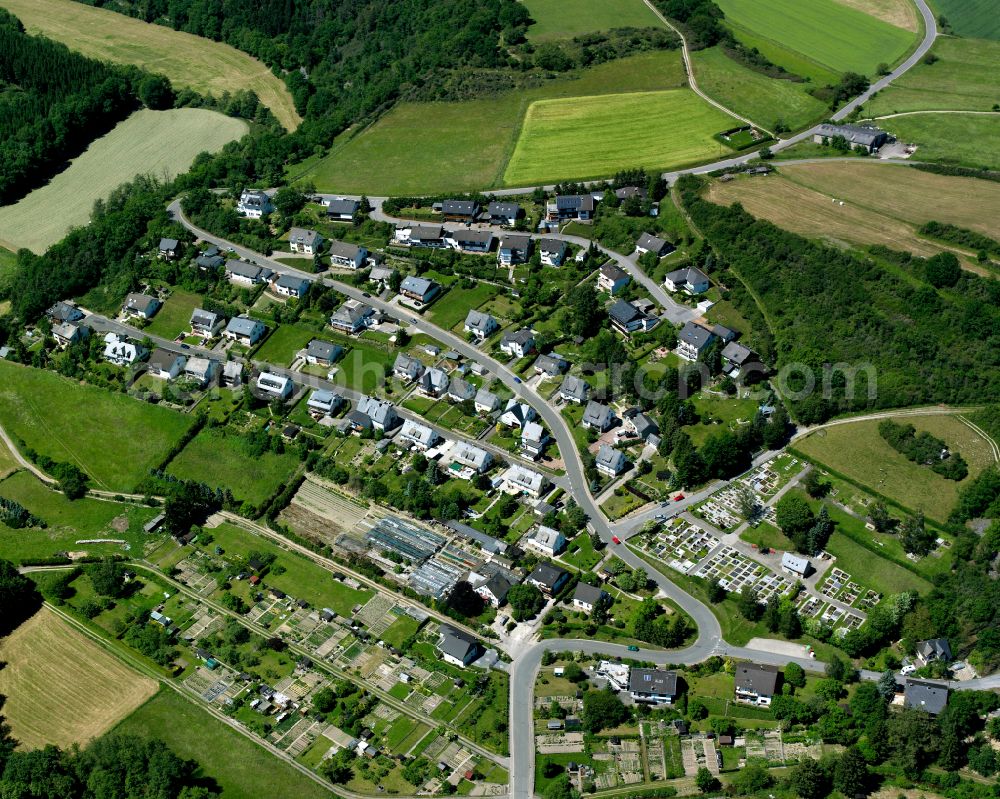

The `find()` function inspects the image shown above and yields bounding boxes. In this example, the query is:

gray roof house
[903,678,949,715]
[534,353,568,377]
[437,625,481,667]
[664,266,710,295]
[474,389,501,414]
[418,366,449,397]
[538,238,568,266]
[400,275,440,303]
[635,232,674,257]
[440,200,479,220]
[393,353,425,382]
[328,240,367,269]
[609,298,655,335]
[734,663,780,706]
[123,293,160,319]
[572,582,608,613]
[781,552,812,577]
[582,400,614,432]
[500,328,535,359]
[47,301,84,323]
[598,262,630,294]
[329,302,375,334]
[190,308,222,336]
[464,310,498,340]
[288,228,323,254]
[629,668,678,705]
[158,237,180,258]
[225,259,272,285]
[527,563,570,595]
[676,321,716,361]
[916,639,952,664]
[448,377,476,403]
[355,395,398,431]
[559,375,590,404]
[224,315,267,346]
[813,123,889,153]
[325,197,360,219]
[272,273,312,298]
[721,341,759,378]
[487,201,521,225]
[305,339,343,366]
[595,444,628,477]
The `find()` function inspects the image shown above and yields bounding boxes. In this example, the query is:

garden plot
[606,739,644,785]
[173,552,225,595]
[180,606,225,642]
[636,519,721,574]
[275,717,326,756]
[184,665,240,707]
[743,731,784,763]
[693,546,794,601]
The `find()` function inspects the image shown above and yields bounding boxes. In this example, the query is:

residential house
[271,273,312,299]
[448,377,476,403]
[418,367,449,397]
[393,353,425,382]
[526,562,570,595]
[534,353,568,378]
[547,194,595,221]
[916,639,952,666]
[598,263,630,295]
[448,229,494,254]
[500,328,535,359]
[596,445,628,477]
[559,375,590,404]
[572,583,608,614]
[498,234,532,266]
[122,293,161,320]
[185,357,218,386]
[812,123,889,153]
[195,251,225,270]
[538,238,568,267]
[635,232,674,257]
[615,186,647,201]
[47,301,84,324]
[464,310,498,340]
[487,201,521,226]
[609,298,656,335]
[676,321,716,361]
[440,200,480,223]
[305,339,342,367]
[734,663,780,706]
[237,189,273,218]
[399,419,439,450]
[476,574,512,608]
[582,401,614,432]
[190,309,223,338]
[437,625,481,668]
[355,395,398,431]
[369,265,396,290]
[525,525,566,557]
[502,464,547,497]
[664,266,710,295]
[225,260,272,286]
[224,316,267,347]
[256,371,293,400]
[328,241,367,269]
[450,443,493,474]
[395,224,447,248]
[324,197,360,220]
[329,302,375,334]
[626,411,659,444]
[781,552,812,577]
[522,421,548,457]
[221,361,242,387]
[629,668,678,705]
[500,398,537,428]
[51,322,88,347]
[158,238,181,259]
[721,341,762,380]
[474,389,501,414]
[399,275,441,305]
[307,389,344,417]
[102,332,147,366]
[903,678,949,715]
[147,349,186,380]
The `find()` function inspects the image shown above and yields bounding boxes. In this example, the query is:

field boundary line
[958,415,1000,463]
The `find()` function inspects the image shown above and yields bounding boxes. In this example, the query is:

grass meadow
[0,360,194,492]
[0,0,300,130]
[794,414,995,522]
[830,0,918,31]
[115,689,335,799]
[0,109,246,254]
[929,0,1000,40]
[522,0,663,41]
[715,0,916,75]
[291,50,687,194]
[879,112,1000,170]
[867,38,1000,114]
[145,288,204,340]
[0,608,158,750]
[426,282,501,331]
[691,47,828,131]
[166,427,300,506]
[503,88,737,185]
[253,323,317,367]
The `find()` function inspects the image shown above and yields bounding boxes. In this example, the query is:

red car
[611,536,621,545]
[674,493,685,502]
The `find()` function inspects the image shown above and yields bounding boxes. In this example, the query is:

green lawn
[426,283,501,331]
[115,689,335,799]
[0,471,160,563]
[880,112,1000,170]
[335,340,395,394]
[822,513,931,595]
[166,427,300,507]
[867,38,1000,114]
[504,88,737,185]
[290,50,686,194]
[145,288,202,340]
[685,394,761,447]
[692,46,828,131]
[715,0,916,75]
[522,0,663,41]
[930,0,1000,39]
[0,360,194,492]
[380,614,422,648]
[738,521,794,552]
[254,323,318,367]
[719,23,841,86]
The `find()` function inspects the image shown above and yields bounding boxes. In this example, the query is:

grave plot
[818,566,881,610]
[693,546,794,601]
[695,492,743,531]
[636,520,721,574]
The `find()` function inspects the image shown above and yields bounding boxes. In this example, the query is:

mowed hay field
[867,38,1000,114]
[0,0,300,130]
[715,0,917,75]
[295,50,687,194]
[795,414,997,521]
[0,109,246,254]
[830,0,918,31]
[503,89,736,185]
[691,47,828,130]
[0,360,194,492]
[0,608,158,749]
[522,0,663,41]
[879,112,1000,170]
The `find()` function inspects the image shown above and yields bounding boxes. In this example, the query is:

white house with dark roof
[598,262,630,295]
[122,293,160,320]
[224,316,267,347]
[158,237,181,259]
[395,223,447,248]
[582,400,614,432]
[324,197,360,220]
[399,419,439,450]
[538,238,568,266]
[355,395,397,431]
[271,273,312,299]
[487,201,521,226]
[225,259,272,286]
[474,389,501,414]
[307,389,344,417]
[476,574,512,608]
[665,266,710,295]
[440,199,480,222]
[609,298,656,335]
[447,228,494,253]
[329,302,375,334]
[916,639,952,665]
[500,398,537,428]
[190,309,223,337]
[147,349,186,380]
[547,194,595,221]
[47,301,84,324]
[498,234,532,266]
[526,562,570,595]
[328,241,367,269]
[596,444,628,477]
[288,228,323,255]
[629,668,678,705]
[418,367,449,397]
[635,232,674,257]
[256,371,293,400]
[51,321,88,347]
[237,189,273,218]
[534,353,568,378]
[393,353,425,382]
[734,663,780,706]
[676,321,715,361]
[464,310,498,340]
[721,341,760,379]
[573,583,608,614]
[559,375,590,404]
[437,625,481,668]
[305,339,342,366]
[399,275,440,304]
[500,329,535,359]
[448,377,476,403]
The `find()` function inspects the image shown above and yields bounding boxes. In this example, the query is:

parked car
[627,645,639,652]
[612,536,621,544]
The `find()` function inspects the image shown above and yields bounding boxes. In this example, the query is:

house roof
[917,639,952,661]
[815,123,885,147]
[528,562,569,590]
[185,357,216,378]
[196,254,224,269]
[449,377,476,400]
[538,238,567,256]
[47,301,83,322]
[573,582,606,606]
[481,573,512,599]
[451,229,494,245]
[903,678,949,715]
[124,293,157,312]
[438,625,479,660]
[734,663,780,696]
[275,273,311,291]
[615,186,647,200]
[583,400,613,428]
[419,367,449,393]
[678,321,715,349]
[465,309,496,333]
[226,316,264,337]
[501,399,535,427]
[522,421,546,444]
[393,352,424,377]
[330,302,374,328]
[636,232,670,253]
[148,348,183,373]
[502,328,534,347]
[529,525,563,550]
[596,444,627,472]
[781,552,811,574]
[504,464,545,492]
[534,353,568,376]
[441,200,478,216]
[488,201,520,218]
[159,237,179,250]
[629,668,677,696]
[609,298,643,326]
[452,443,491,470]
[722,341,755,366]
[556,194,594,212]
[408,224,444,241]
[226,260,267,280]
[357,395,395,425]
[475,388,500,410]
[400,275,436,296]
[288,228,321,246]
[445,520,507,554]
[633,413,659,440]
[328,240,364,259]
[401,418,437,446]
[665,265,710,287]
[600,262,628,283]
[560,375,590,401]
[190,308,219,328]
[326,198,359,215]
[306,339,341,361]
[308,389,341,410]
[500,234,531,251]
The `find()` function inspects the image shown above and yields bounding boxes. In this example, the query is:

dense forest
[678,175,1000,424]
